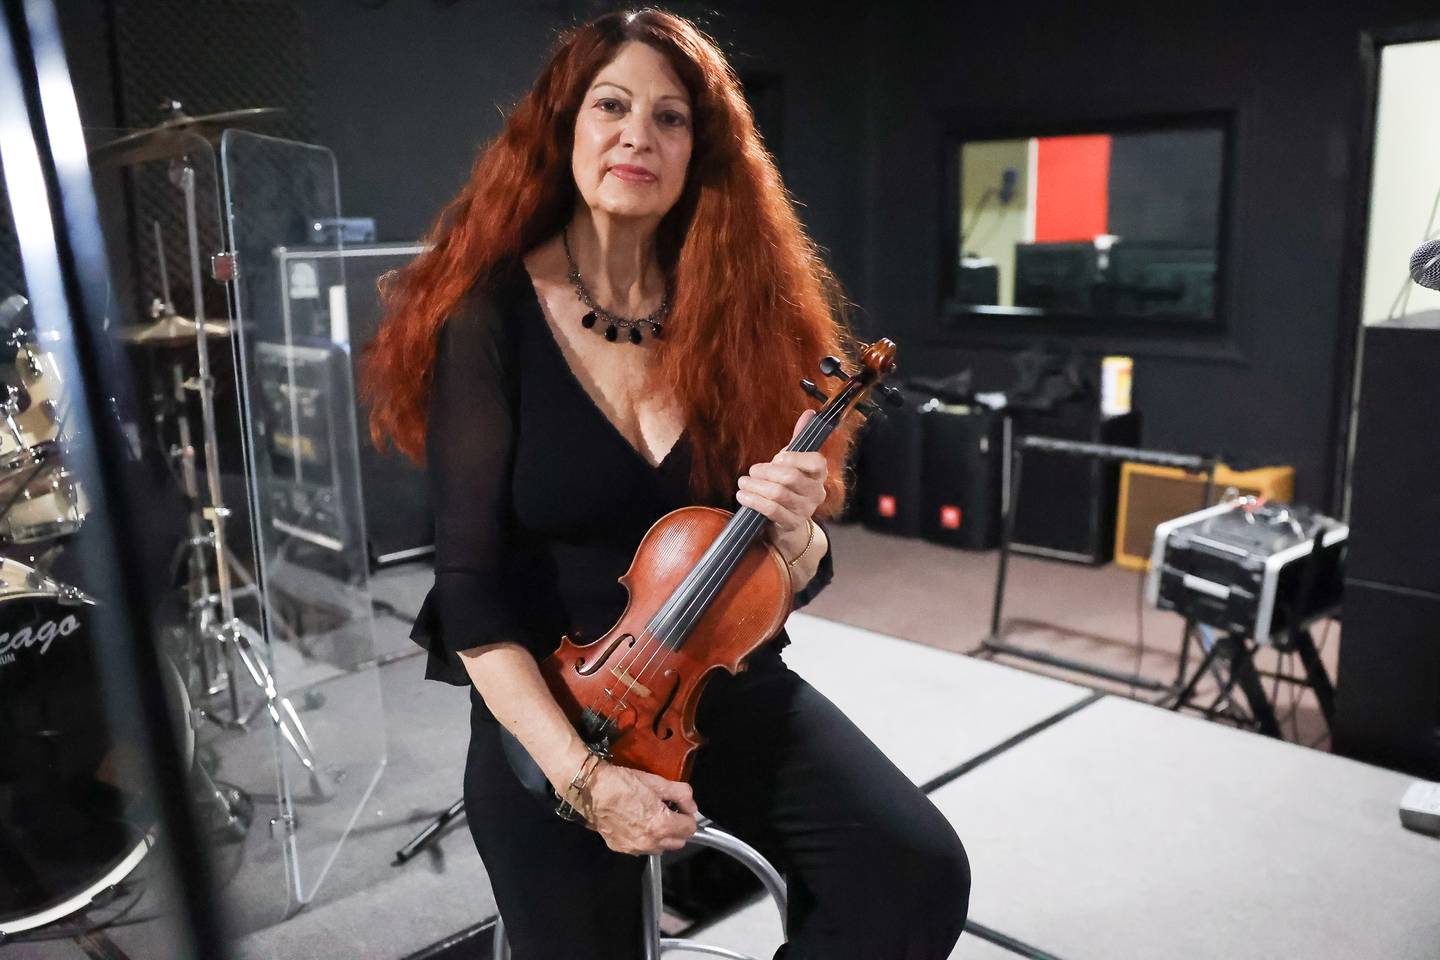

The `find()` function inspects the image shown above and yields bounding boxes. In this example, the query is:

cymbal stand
[169,361,225,698]
[153,219,175,316]
[168,154,330,797]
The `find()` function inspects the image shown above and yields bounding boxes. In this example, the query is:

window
[943,117,1229,330]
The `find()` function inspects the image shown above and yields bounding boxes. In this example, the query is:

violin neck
[645,405,844,652]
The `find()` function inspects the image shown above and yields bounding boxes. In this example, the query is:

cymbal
[89,106,284,169]
[114,313,232,347]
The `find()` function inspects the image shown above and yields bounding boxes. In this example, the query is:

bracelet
[556,750,603,820]
[785,519,817,569]
[555,746,607,822]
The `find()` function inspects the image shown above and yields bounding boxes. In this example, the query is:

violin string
[619,394,850,692]
[614,399,844,692]
[579,470,779,725]
[589,396,851,728]
[578,400,843,729]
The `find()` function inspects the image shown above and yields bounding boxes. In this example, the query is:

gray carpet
[805,524,1340,750]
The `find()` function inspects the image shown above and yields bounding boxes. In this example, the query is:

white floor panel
[668,894,1023,960]
[782,613,1091,786]
[929,695,1440,960]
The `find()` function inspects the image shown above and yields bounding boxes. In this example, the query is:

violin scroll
[800,337,902,429]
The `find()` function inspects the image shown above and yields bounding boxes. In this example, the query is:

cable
[1384,182,1440,321]
[1130,568,1147,699]
[1285,650,1300,742]
[1269,644,1285,727]
[958,187,997,249]
[1280,618,1334,742]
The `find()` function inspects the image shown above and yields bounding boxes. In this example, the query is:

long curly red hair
[361,8,858,516]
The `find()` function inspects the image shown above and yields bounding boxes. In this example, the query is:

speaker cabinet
[1010,407,1140,564]
[1333,579,1440,778]
[1348,315,1440,594]
[920,405,1003,549]
[1113,462,1294,571]
[1335,314,1440,776]
[855,389,927,537]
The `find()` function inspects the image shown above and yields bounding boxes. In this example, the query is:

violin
[502,339,899,800]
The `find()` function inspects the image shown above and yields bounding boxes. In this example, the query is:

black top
[409,261,834,718]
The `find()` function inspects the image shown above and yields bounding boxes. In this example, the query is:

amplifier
[255,340,361,555]
[275,242,432,567]
[1113,462,1294,571]
[1010,406,1139,564]
[1144,499,1347,646]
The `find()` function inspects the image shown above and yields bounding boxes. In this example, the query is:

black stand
[976,435,1217,692]
[393,798,466,866]
[1167,626,1335,737]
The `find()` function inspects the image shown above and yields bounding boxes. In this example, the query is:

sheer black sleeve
[791,518,834,610]
[409,294,525,685]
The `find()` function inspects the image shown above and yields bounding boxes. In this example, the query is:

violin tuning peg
[800,378,830,402]
[879,384,905,407]
[857,399,884,419]
[819,355,846,380]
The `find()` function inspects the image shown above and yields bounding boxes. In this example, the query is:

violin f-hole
[650,668,682,741]
[575,634,633,677]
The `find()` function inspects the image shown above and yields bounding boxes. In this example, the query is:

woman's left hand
[735,410,827,563]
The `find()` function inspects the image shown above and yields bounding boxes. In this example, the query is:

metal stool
[493,820,787,959]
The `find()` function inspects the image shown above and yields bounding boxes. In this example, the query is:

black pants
[464,646,971,959]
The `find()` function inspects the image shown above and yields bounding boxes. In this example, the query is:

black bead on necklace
[563,227,671,345]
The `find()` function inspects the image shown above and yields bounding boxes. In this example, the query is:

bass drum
[0,558,193,935]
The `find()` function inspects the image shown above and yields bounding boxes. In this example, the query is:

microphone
[999,167,1018,205]
[1411,238,1440,291]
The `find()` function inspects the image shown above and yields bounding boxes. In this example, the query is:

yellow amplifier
[1114,462,1295,571]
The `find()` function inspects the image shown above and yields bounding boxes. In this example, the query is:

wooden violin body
[542,505,791,783]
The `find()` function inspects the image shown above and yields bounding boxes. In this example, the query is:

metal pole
[177,159,244,722]
[989,441,1023,639]
[642,854,664,960]
[173,362,222,696]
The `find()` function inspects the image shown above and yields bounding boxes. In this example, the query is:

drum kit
[0,103,332,940]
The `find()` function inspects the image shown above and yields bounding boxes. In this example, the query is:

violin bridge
[609,665,652,699]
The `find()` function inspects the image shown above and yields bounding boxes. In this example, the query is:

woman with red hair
[363,9,968,957]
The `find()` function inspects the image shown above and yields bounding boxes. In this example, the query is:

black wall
[57,0,1440,507]
[857,1,1439,506]
[298,0,869,295]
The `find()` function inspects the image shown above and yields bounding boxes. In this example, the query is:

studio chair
[493,820,788,959]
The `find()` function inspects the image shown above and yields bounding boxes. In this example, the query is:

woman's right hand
[582,762,698,855]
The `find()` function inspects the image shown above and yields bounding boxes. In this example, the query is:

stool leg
[642,853,664,960]
[492,914,510,960]
[687,825,788,936]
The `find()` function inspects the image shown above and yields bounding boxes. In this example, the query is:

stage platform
[685,690,1440,960]
[931,695,1440,959]
[778,614,1094,787]
[235,613,1093,960]
[16,610,1436,959]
